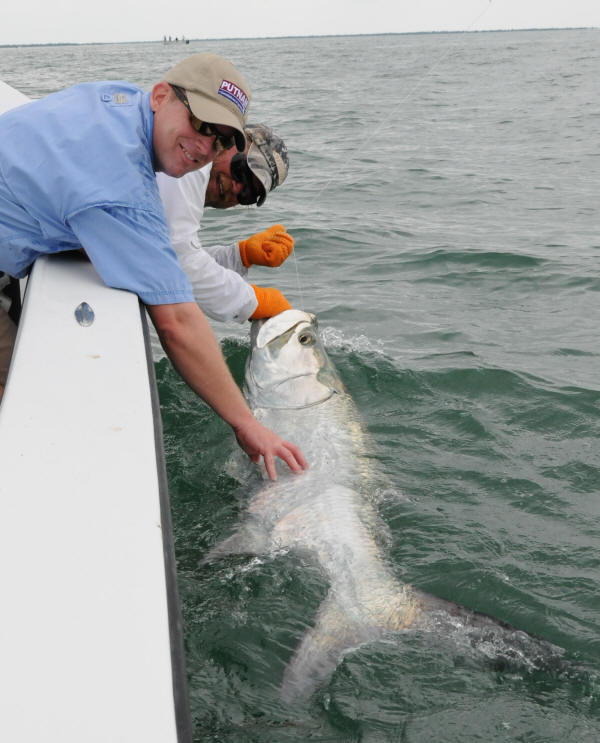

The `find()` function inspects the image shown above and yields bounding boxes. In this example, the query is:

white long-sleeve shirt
[156,167,257,323]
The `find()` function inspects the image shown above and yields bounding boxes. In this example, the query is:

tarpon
[203,309,564,702]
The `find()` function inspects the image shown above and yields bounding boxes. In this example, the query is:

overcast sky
[1,0,599,46]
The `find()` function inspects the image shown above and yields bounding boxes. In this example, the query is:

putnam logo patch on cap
[218,80,249,115]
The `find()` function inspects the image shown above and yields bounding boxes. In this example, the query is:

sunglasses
[170,85,236,152]
[230,153,264,205]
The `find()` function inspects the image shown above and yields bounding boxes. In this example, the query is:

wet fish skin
[204,310,564,703]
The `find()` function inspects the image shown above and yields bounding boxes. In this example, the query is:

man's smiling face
[204,144,249,208]
[151,82,223,177]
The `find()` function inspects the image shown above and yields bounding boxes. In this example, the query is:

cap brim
[186,90,246,152]
[246,143,273,205]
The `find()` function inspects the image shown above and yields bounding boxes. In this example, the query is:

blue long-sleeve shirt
[0,81,194,305]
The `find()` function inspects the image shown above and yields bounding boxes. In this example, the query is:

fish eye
[298,332,315,346]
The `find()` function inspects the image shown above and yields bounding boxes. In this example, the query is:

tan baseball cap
[164,53,251,152]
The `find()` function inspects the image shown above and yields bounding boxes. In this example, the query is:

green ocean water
[2,28,599,741]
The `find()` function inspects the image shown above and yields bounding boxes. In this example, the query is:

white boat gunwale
[141,300,193,742]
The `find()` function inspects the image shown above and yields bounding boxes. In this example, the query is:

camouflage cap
[164,53,251,152]
[245,124,289,206]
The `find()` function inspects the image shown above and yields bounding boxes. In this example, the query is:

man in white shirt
[156,123,294,324]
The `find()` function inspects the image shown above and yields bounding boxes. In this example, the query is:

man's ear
[150,81,172,113]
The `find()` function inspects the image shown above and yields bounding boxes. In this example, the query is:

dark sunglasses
[230,153,264,206]
[170,85,236,152]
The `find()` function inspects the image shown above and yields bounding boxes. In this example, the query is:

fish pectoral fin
[199,521,270,565]
[280,593,380,704]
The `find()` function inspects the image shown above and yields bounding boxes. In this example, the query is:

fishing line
[286,0,494,307]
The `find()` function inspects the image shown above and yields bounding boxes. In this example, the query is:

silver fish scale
[207,311,564,703]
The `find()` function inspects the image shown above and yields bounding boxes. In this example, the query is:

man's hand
[239,224,294,268]
[233,418,308,480]
[146,302,307,479]
[250,285,291,319]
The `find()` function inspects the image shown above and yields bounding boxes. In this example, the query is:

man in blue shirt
[0,53,307,479]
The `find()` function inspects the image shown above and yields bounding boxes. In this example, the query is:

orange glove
[250,285,292,320]
[239,224,294,268]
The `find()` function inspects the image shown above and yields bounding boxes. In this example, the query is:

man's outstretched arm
[147,301,308,479]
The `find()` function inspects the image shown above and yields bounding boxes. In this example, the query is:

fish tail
[411,588,527,634]
[411,589,567,672]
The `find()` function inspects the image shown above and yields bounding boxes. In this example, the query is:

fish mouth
[246,371,336,410]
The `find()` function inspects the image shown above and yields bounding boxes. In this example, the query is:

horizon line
[1,26,598,49]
